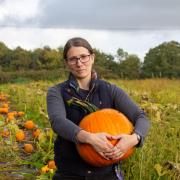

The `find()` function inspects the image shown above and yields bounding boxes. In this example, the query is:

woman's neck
[77,74,91,90]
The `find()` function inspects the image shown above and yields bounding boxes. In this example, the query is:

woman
[47,37,150,180]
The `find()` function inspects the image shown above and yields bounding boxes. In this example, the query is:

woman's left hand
[103,133,139,160]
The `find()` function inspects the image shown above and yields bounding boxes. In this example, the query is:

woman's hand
[103,133,139,160]
[88,132,115,159]
[76,130,114,159]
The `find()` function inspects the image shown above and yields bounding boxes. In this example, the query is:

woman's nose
[76,59,83,66]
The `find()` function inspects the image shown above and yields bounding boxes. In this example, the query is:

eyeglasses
[66,54,91,65]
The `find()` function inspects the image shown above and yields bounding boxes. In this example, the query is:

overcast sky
[0,0,180,60]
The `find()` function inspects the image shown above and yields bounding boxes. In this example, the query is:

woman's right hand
[88,132,114,159]
[76,130,114,159]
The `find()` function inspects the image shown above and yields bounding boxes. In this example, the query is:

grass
[0,78,180,179]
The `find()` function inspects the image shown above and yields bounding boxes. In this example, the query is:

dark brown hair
[63,37,94,60]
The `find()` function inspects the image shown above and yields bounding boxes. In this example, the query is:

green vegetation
[0,79,179,179]
[0,40,180,83]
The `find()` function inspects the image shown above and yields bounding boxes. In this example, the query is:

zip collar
[68,71,99,94]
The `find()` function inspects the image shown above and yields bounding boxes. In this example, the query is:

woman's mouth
[77,69,86,73]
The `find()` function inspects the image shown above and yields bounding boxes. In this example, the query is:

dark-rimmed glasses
[66,54,91,65]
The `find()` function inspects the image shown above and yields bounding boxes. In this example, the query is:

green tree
[94,49,119,78]
[57,46,64,68]
[40,46,61,69]
[142,41,180,78]
[31,46,62,70]
[10,47,32,70]
[30,48,44,70]
[119,54,141,79]
[0,42,12,70]
[116,48,128,62]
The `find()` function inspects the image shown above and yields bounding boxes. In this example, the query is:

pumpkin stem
[67,97,99,113]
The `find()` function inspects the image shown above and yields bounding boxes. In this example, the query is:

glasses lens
[80,55,90,62]
[67,54,90,65]
[68,57,77,64]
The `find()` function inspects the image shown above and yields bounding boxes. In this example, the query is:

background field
[0,78,180,180]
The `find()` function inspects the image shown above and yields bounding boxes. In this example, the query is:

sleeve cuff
[73,128,83,144]
[133,131,144,147]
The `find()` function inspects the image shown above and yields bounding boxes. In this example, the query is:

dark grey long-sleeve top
[46,83,150,146]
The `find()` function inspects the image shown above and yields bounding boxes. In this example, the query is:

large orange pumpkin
[76,108,134,167]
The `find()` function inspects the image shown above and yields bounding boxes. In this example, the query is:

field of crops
[0,78,180,180]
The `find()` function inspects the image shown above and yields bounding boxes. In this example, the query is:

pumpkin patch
[0,91,56,179]
[0,79,179,180]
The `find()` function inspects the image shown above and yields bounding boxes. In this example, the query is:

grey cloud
[0,0,5,4]
[33,0,180,29]
[0,0,180,29]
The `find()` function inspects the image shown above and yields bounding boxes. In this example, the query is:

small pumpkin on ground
[24,120,35,130]
[32,128,41,138]
[0,107,8,114]
[48,160,56,169]
[24,143,34,153]
[41,165,49,173]
[16,130,25,141]
[7,112,15,121]
[17,111,25,117]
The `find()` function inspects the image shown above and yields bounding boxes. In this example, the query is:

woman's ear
[91,53,95,64]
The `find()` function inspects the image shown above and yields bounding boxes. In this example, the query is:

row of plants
[0,92,56,179]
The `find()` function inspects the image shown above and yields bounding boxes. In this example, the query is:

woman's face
[65,46,94,79]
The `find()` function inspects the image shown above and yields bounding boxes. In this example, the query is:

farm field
[0,78,180,180]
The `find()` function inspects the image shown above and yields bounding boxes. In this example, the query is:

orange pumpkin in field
[24,143,34,153]
[0,107,8,114]
[16,130,25,141]
[24,120,35,130]
[32,128,41,138]
[17,111,25,117]
[7,112,15,121]
[48,160,56,169]
[76,108,134,167]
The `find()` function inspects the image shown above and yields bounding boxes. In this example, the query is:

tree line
[0,40,180,80]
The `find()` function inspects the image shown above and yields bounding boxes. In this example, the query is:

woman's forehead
[67,46,89,57]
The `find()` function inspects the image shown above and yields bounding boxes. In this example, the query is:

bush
[0,69,68,83]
